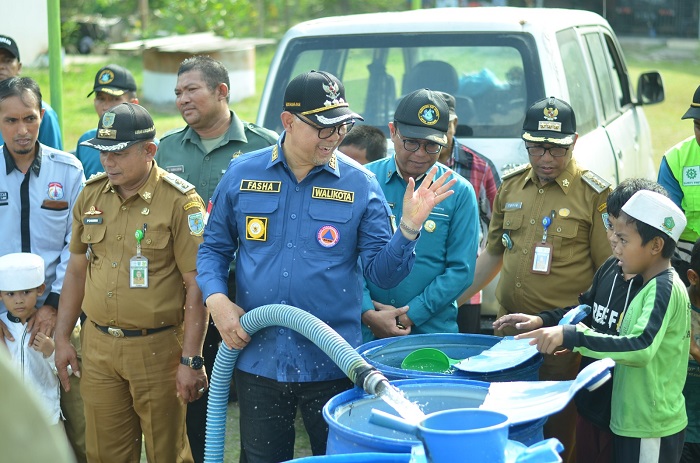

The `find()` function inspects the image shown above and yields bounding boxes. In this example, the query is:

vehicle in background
[257,7,664,323]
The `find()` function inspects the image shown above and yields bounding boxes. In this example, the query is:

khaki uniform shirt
[486,158,612,315]
[69,161,205,329]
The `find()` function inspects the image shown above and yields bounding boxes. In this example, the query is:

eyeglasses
[295,115,354,139]
[397,136,443,155]
[602,213,613,230]
[525,145,571,157]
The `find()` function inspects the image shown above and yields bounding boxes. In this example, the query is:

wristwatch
[180,356,205,370]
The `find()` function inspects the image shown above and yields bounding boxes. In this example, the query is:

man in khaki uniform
[462,97,611,463]
[54,102,209,462]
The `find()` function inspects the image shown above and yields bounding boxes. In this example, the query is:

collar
[101,159,160,203]
[5,311,32,324]
[271,132,341,179]
[525,157,578,193]
[182,111,248,149]
[4,143,42,176]
[383,156,427,185]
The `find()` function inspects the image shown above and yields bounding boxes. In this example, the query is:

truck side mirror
[637,71,665,105]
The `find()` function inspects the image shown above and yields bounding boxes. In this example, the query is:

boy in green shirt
[519,189,690,462]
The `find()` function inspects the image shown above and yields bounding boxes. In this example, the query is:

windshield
[261,32,545,139]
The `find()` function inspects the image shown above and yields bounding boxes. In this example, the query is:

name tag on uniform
[505,202,522,210]
[84,217,103,224]
[165,165,185,173]
[312,187,354,203]
[240,180,281,192]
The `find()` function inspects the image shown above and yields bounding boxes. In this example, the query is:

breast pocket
[140,231,172,274]
[40,206,71,250]
[548,219,578,261]
[301,201,355,262]
[81,225,107,269]
[238,195,281,255]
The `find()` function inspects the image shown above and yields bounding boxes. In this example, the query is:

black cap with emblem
[80,102,156,152]
[283,70,363,128]
[394,88,449,145]
[87,64,137,98]
[522,96,577,146]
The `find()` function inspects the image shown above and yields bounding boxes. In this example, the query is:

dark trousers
[614,428,685,463]
[457,303,481,334]
[186,317,222,463]
[235,369,353,463]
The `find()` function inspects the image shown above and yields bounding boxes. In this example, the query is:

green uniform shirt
[485,158,612,315]
[563,269,690,438]
[156,110,278,202]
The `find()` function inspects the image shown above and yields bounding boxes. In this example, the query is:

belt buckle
[107,327,125,338]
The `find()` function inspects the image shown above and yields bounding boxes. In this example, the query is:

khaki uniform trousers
[81,321,193,463]
[62,324,87,463]
[496,305,581,463]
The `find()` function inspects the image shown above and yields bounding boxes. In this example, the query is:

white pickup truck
[256,7,664,319]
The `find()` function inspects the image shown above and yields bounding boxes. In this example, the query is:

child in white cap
[0,252,62,425]
[518,188,690,463]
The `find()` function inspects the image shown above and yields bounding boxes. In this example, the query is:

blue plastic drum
[323,378,546,455]
[357,333,542,382]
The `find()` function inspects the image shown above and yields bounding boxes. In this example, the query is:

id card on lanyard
[531,212,554,275]
[130,225,149,288]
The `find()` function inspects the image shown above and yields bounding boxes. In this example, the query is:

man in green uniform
[156,55,277,462]
[54,102,209,462]
[462,96,612,463]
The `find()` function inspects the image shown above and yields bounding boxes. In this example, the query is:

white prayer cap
[621,190,687,243]
[0,253,45,291]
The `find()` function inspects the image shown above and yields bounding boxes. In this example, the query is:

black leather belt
[92,322,173,338]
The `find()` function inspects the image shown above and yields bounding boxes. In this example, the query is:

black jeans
[235,369,353,463]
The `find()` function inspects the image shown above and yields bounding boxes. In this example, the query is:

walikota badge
[102,112,116,128]
[47,182,64,200]
[418,105,439,126]
[559,208,570,217]
[543,106,559,121]
[322,81,341,104]
[424,220,436,233]
[188,212,204,236]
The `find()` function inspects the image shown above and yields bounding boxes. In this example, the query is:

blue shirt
[362,158,479,339]
[0,102,63,151]
[0,143,84,313]
[196,134,417,382]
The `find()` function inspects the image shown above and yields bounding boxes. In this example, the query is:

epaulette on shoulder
[163,172,195,194]
[582,170,611,194]
[85,172,108,185]
[501,163,529,180]
[160,126,187,140]
[245,122,279,143]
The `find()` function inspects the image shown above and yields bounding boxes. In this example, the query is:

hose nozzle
[354,365,390,395]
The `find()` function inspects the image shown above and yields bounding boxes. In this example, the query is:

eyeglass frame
[294,114,355,139]
[525,144,572,158]
[394,126,444,155]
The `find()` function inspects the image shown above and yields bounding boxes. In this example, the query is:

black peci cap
[283,70,363,127]
[394,89,449,145]
[522,97,577,146]
[80,103,156,152]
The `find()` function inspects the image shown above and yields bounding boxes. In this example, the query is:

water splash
[376,382,425,423]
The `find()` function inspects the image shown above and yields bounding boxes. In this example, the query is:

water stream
[376,381,426,424]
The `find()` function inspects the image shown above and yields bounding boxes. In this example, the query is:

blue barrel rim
[357,333,543,380]
[323,377,547,455]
